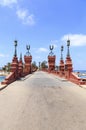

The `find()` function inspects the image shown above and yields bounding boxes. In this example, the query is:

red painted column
[10,56,18,79]
[1,56,18,85]
[59,59,64,77]
[65,55,73,79]
[59,45,64,77]
[48,55,56,72]
[24,55,32,75]
[18,54,23,78]
[1,40,19,84]
[64,39,73,79]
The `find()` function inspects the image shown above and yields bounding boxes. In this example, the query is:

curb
[0,84,7,91]
[79,85,86,89]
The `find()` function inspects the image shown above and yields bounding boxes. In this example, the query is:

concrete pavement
[1,71,86,130]
[0,73,33,90]
[0,71,86,90]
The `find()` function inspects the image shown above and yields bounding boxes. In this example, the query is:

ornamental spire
[61,45,64,60]
[67,39,70,57]
[14,40,17,57]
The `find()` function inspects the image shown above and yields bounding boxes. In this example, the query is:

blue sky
[0,0,86,70]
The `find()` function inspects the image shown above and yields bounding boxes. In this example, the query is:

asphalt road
[0,71,86,130]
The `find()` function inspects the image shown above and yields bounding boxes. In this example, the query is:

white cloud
[0,54,9,57]
[0,0,36,26]
[61,34,86,46]
[16,8,35,26]
[0,54,4,57]
[34,56,41,59]
[0,0,18,7]
[38,47,48,52]
[51,40,58,49]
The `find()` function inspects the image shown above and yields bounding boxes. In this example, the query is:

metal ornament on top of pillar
[24,45,32,75]
[59,45,64,77]
[65,39,73,79]
[10,40,18,79]
[48,45,56,72]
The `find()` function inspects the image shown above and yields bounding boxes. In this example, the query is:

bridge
[1,39,86,85]
[1,39,86,130]
[1,71,86,130]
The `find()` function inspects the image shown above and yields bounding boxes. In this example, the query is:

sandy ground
[0,71,86,130]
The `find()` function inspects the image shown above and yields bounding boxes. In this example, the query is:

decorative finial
[26,45,31,56]
[61,45,64,60]
[67,39,70,57]
[49,45,54,56]
[14,40,17,57]
[67,39,70,46]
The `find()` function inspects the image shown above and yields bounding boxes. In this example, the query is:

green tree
[2,62,11,72]
[41,60,48,69]
[32,61,38,71]
[7,62,11,72]
[2,66,6,71]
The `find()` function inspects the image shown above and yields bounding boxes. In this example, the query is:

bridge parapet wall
[69,72,82,85]
[1,55,32,85]
[1,72,16,85]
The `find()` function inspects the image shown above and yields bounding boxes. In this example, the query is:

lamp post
[67,39,70,57]
[61,45,63,60]
[14,40,17,57]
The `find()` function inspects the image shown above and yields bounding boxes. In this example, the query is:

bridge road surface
[1,71,86,130]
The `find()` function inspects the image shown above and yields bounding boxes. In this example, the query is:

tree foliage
[41,60,48,69]
[32,61,38,71]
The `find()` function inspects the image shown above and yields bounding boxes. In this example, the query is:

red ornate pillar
[65,56,73,79]
[48,45,56,72]
[48,56,56,71]
[59,46,64,77]
[23,45,32,75]
[10,40,18,79]
[24,55,32,75]
[59,60,64,77]
[65,39,73,79]
[18,53,23,78]
[10,56,18,79]
[1,40,19,85]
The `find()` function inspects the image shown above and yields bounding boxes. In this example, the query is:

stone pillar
[65,56,73,79]
[24,55,32,75]
[59,45,64,77]
[59,59,64,77]
[10,56,18,79]
[18,53,23,78]
[10,40,18,79]
[48,55,56,72]
[65,39,73,79]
